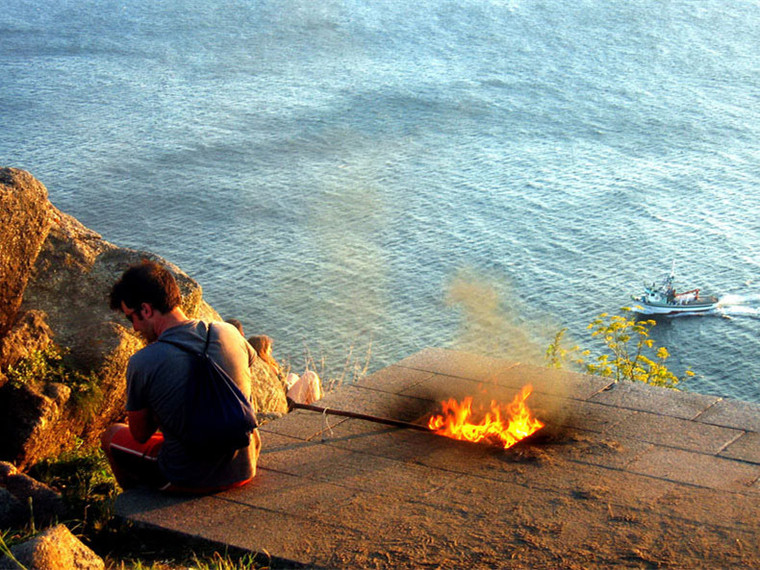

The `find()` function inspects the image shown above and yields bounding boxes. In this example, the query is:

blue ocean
[2,0,760,401]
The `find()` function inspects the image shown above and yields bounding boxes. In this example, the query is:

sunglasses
[124,307,142,324]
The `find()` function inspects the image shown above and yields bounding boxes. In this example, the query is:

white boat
[632,265,719,315]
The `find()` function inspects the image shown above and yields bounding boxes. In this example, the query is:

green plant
[545,328,574,370]
[27,445,118,537]
[4,344,103,419]
[100,523,267,570]
[4,347,51,389]
[0,528,32,569]
[189,551,262,570]
[546,308,694,388]
[109,550,263,570]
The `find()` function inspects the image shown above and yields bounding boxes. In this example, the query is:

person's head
[110,260,183,341]
[248,334,279,371]
[248,335,272,358]
[226,318,245,337]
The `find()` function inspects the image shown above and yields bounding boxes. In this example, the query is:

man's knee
[100,422,129,451]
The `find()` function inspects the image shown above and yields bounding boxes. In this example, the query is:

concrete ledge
[590,379,721,419]
[695,398,760,431]
[116,348,760,568]
[721,431,760,464]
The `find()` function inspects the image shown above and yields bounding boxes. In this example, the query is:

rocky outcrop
[19,205,218,373]
[0,311,54,389]
[0,524,104,570]
[0,382,75,472]
[0,462,65,529]
[0,168,288,470]
[0,169,52,338]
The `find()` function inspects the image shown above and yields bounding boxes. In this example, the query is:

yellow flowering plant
[546,308,694,389]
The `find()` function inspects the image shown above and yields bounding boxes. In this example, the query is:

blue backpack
[159,323,258,455]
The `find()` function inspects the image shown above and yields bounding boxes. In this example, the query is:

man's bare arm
[128,409,158,443]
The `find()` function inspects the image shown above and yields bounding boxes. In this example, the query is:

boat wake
[714,293,760,319]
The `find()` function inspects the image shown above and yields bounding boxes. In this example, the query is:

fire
[427,384,544,449]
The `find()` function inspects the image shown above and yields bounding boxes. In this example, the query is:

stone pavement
[115,348,760,568]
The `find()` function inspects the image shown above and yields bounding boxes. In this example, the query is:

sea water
[2,0,760,401]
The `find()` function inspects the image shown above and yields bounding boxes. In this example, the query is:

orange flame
[427,384,544,449]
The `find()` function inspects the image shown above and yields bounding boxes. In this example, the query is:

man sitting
[100,260,261,493]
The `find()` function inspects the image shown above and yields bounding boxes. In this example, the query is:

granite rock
[0,169,287,468]
[0,524,104,570]
[0,168,52,337]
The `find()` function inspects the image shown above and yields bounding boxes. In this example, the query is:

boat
[632,264,719,315]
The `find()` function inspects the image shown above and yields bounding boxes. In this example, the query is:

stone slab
[258,406,352,441]
[539,429,656,471]
[695,398,760,432]
[719,431,760,465]
[118,482,365,568]
[354,365,434,394]
[396,349,613,400]
[590,381,721,420]
[394,347,519,381]
[526,392,636,434]
[314,384,435,423]
[115,349,760,569]
[626,446,760,491]
[610,410,745,454]
[494,363,614,400]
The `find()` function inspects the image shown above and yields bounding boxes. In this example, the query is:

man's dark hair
[109,260,182,313]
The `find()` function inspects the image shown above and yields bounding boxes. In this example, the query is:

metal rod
[290,401,431,432]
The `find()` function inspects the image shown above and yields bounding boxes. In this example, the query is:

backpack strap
[203,323,213,356]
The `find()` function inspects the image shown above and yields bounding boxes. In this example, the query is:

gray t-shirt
[126,320,258,488]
